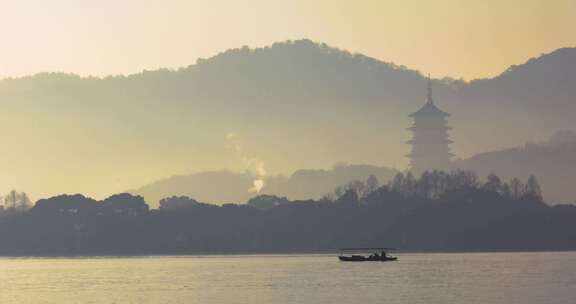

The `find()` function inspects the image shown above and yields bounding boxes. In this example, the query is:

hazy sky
[1,0,575,80]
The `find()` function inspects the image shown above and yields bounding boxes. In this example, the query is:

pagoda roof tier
[406,152,455,158]
[408,126,452,131]
[409,102,450,117]
[406,139,454,144]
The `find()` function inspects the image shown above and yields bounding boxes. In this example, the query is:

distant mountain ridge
[1,39,575,201]
[132,164,397,207]
[455,130,576,203]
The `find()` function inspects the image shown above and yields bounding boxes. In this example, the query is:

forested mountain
[1,39,575,201]
[2,171,574,255]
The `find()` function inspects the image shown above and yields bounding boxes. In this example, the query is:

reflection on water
[1,252,575,304]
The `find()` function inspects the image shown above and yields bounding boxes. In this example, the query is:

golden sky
[0,0,574,80]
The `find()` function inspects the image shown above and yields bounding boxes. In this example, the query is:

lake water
[1,252,575,304]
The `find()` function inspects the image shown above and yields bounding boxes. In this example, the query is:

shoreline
[1,249,576,259]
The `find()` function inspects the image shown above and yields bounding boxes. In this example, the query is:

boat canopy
[339,247,398,251]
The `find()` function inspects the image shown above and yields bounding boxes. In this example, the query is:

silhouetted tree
[365,175,380,196]
[2,190,32,211]
[159,196,202,210]
[334,185,345,198]
[509,178,524,200]
[483,173,503,193]
[389,172,404,193]
[101,193,148,216]
[403,172,417,196]
[335,189,359,205]
[416,171,432,198]
[247,195,289,210]
[450,170,479,191]
[501,183,512,200]
[346,180,366,198]
[32,194,98,216]
[523,175,543,202]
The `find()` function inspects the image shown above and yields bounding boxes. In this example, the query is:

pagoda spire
[426,74,433,104]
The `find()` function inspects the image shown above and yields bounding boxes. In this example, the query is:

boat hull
[338,255,398,262]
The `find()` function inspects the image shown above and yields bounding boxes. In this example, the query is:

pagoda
[407,76,453,174]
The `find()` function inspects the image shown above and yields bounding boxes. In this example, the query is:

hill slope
[132,164,397,207]
[455,131,576,203]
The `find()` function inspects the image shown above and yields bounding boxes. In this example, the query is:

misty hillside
[132,164,397,207]
[1,39,575,200]
[455,131,576,204]
[466,47,576,102]
[458,47,576,149]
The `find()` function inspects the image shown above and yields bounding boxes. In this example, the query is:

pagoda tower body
[407,78,453,174]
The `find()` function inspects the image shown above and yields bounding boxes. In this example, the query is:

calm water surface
[1,252,575,304]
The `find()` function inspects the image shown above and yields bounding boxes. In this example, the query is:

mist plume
[226,133,267,193]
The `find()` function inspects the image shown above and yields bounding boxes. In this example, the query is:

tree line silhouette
[0,170,574,255]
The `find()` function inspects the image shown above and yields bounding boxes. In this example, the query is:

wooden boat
[338,255,397,262]
[338,247,398,262]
